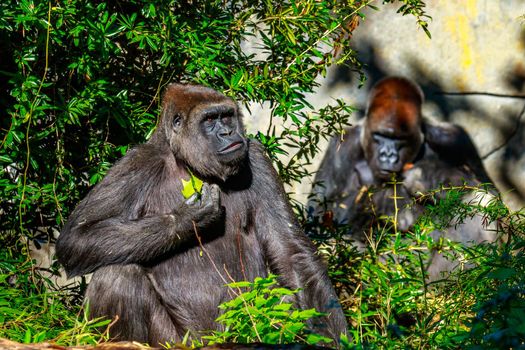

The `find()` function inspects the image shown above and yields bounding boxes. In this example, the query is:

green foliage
[0,0,359,240]
[309,186,525,349]
[199,275,333,346]
[458,208,525,349]
[181,169,204,199]
[0,244,109,345]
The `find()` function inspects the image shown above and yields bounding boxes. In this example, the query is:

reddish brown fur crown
[161,84,229,116]
[366,77,424,135]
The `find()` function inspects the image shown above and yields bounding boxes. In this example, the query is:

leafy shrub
[0,243,109,345]
[0,0,430,242]
[308,185,525,349]
[198,275,332,346]
[459,204,525,349]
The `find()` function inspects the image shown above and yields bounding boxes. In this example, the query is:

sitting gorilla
[308,76,497,279]
[56,84,347,345]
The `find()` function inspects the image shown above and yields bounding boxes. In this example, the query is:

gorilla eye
[221,112,234,123]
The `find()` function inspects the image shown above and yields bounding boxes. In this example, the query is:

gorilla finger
[184,192,200,205]
[198,183,214,205]
[209,184,221,206]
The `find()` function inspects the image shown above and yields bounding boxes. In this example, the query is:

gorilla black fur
[309,77,497,279]
[56,84,347,345]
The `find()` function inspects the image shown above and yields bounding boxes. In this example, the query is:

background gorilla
[309,76,497,279]
[56,84,347,345]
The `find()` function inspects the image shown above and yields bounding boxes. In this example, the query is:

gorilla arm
[424,121,493,186]
[308,127,366,220]
[250,142,348,340]
[56,145,223,278]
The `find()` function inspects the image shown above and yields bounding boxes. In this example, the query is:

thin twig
[481,103,525,159]
[436,91,525,99]
[19,2,53,290]
[192,221,230,287]
[222,268,262,343]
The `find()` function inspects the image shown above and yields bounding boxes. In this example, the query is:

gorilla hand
[184,183,224,229]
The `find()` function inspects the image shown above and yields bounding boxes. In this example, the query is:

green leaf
[23,329,31,344]
[181,178,195,199]
[181,170,204,199]
[486,267,516,280]
[0,155,13,163]
[306,333,333,345]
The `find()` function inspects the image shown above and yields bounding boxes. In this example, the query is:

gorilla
[309,76,497,279]
[56,84,347,345]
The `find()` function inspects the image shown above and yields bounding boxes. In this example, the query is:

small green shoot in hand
[181,169,204,199]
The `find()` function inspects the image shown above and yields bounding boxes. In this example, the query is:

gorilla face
[162,84,248,181]
[371,133,409,175]
[365,127,423,181]
[198,104,247,163]
[362,77,424,181]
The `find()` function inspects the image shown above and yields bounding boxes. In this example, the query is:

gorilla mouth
[218,141,244,154]
[377,169,398,178]
[379,169,395,174]
[378,164,402,174]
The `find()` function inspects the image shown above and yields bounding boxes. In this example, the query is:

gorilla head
[361,77,424,180]
[156,84,248,181]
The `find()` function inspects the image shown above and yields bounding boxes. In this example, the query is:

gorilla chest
[149,191,267,309]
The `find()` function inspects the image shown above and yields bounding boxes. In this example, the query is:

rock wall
[244,0,525,209]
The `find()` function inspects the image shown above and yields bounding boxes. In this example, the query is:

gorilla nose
[379,151,399,165]
[219,128,233,137]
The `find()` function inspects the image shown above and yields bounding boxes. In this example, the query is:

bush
[307,186,525,349]
[0,243,109,345]
[199,275,332,346]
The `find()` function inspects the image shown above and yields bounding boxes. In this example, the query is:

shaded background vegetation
[1,1,524,349]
